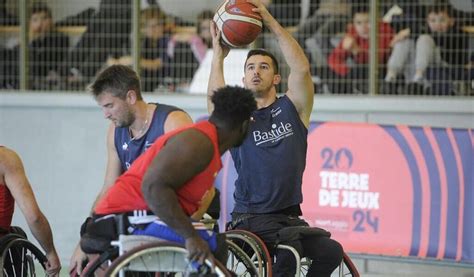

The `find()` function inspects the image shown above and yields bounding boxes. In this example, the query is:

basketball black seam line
[223,20,259,45]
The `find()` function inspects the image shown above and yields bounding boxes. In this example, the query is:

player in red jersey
[83,85,256,265]
[0,146,61,276]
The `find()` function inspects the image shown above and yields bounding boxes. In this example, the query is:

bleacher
[0,0,472,95]
[0,2,473,277]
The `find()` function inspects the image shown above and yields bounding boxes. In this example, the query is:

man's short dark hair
[351,1,369,15]
[210,85,257,129]
[427,1,453,16]
[141,6,168,26]
[30,2,52,18]
[89,65,142,100]
[245,49,279,74]
[197,10,214,33]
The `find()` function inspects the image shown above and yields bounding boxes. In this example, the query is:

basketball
[213,0,263,48]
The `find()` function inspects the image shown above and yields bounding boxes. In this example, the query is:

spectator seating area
[0,0,472,95]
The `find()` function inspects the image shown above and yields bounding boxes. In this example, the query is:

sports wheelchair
[0,226,48,277]
[79,214,255,276]
[224,228,360,277]
[106,235,230,276]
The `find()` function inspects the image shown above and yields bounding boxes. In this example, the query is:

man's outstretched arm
[207,21,230,114]
[249,0,314,127]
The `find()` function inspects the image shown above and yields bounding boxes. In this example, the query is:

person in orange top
[0,146,61,276]
[327,2,394,93]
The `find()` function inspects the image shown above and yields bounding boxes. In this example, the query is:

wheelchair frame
[226,229,360,277]
[225,229,273,276]
[81,235,260,276]
[105,240,230,276]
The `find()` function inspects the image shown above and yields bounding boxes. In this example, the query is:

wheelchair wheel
[277,243,359,277]
[0,237,47,277]
[104,241,230,276]
[225,230,272,277]
[226,239,258,276]
[299,257,311,276]
[0,234,24,250]
[338,252,360,277]
[81,247,119,277]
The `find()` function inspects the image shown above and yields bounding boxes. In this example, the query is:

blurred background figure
[63,0,131,90]
[293,0,352,93]
[167,9,214,92]
[326,1,394,94]
[0,2,69,90]
[259,0,304,92]
[384,0,470,95]
[107,7,216,93]
[380,0,426,94]
[0,0,17,25]
[137,6,174,92]
[107,6,173,92]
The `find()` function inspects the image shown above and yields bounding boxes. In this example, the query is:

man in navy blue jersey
[69,65,194,275]
[207,1,343,276]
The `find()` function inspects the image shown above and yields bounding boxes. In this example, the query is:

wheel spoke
[1,238,47,276]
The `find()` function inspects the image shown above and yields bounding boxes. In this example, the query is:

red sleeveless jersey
[0,145,15,229]
[95,121,222,216]
[0,184,14,229]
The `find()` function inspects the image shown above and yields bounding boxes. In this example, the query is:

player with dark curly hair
[85,85,256,266]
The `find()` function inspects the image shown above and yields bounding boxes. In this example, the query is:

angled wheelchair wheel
[338,252,360,277]
[0,234,23,250]
[296,253,360,277]
[0,237,47,277]
[226,239,258,276]
[81,247,119,277]
[299,257,311,276]
[277,243,359,277]
[225,230,272,277]
[104,241,230,276]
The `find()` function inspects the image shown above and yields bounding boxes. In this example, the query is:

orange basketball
[213,0,263,48]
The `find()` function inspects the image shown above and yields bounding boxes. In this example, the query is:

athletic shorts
[131,220,218,251]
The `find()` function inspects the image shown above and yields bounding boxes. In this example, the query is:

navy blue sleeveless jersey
[230,95,308,213]
[114,103,182,172]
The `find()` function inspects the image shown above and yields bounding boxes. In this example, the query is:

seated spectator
[0,2,69,89]
[327,2,394,94]
[264,0,302,27]
[167,10,214,92]
[258,0,304,92]
[63,0,131,90]
[380,1,426,94]
[107,6,172,92]
[294,0,351,77]
[0,0,17,25]
[384,1,469,95]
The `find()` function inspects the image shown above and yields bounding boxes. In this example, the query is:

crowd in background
[0,0,472,95]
